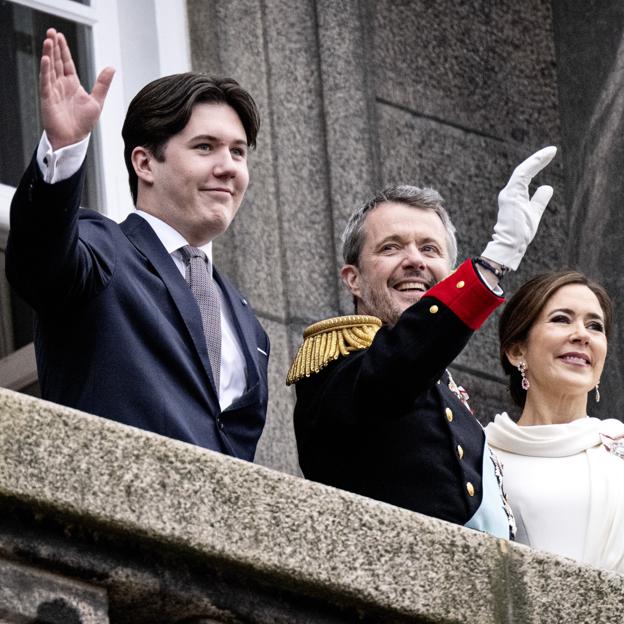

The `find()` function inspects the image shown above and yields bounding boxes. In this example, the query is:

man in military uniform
[288,147,557,538]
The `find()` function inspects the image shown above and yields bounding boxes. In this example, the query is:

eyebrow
[548,307,604,321]
[375,235,402,246]
[189,134,248,147]
[375,234,443,247]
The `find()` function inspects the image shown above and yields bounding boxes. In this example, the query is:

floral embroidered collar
[446,369,472,414]
[600,433,624,459]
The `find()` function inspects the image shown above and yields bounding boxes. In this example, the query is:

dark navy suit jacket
[6,157,269,460]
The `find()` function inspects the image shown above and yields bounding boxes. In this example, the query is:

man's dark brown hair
[122,73,260,205]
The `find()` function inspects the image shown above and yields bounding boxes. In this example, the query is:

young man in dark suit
[6,28,269,460]
[289,148,556,537]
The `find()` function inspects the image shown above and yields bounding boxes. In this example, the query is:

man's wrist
[473,257,505,295]
[474,256,508,280]
[37,131,90,183]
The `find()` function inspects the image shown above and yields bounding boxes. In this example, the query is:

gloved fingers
[507,146,557,189]
[529,185,554,214]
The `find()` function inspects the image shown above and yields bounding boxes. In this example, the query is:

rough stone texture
[254,318,298,475]
[260,0,341,322]
[373,0,560,146]
[0,389,623,623]
[505,543,624,623]
[552,1,624,422]
[0,558,109,623]
[0,509,373,624]
[315,0,382,315]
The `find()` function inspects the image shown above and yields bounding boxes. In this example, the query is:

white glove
[482,146,557,271]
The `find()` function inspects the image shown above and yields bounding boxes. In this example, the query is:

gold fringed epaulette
[286,315,382,385]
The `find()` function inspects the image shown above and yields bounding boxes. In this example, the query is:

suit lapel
[120,214,219,397]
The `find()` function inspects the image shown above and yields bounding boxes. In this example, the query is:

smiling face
[134,102,249,245]
[340,201,453,325]
[508,284,608,401]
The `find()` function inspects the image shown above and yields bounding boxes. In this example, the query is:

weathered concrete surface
[373,0,560,146]
[0,389,622,623]
[0,558,108,623]
[315,0,382,315]
[254,318,298,474]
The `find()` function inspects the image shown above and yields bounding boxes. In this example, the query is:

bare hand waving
[40,28,115,150]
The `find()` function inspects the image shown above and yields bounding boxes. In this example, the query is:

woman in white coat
[486,271,624,572]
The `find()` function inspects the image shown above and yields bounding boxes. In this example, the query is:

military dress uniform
[289,259,514,538]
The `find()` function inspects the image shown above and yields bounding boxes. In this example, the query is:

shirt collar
[134,210,213,263]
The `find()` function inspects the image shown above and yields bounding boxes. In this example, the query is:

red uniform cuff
[425,259,504,330]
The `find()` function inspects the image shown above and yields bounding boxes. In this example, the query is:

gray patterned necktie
[179,245,221,391]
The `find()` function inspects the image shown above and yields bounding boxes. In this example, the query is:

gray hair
[341,185,458,267]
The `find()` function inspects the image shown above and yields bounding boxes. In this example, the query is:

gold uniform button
[457,444,464,459]
[466,482,475,496]
[456,280,465,289]
[445,407,453,422]
[429,305,439,314]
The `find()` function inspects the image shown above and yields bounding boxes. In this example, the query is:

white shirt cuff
[475,264,504,296]
[36,131,90,184]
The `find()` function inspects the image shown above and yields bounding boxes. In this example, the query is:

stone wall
[187,0,571,473]
[0,389,622,623]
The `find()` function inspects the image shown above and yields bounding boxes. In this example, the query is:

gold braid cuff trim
[286,315,382,385]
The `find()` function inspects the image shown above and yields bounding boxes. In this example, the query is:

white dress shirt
[36,132,248,411]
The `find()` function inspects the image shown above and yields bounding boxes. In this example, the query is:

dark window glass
[0,0,98,208]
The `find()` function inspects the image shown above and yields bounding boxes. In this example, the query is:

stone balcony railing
[0,388,622,623]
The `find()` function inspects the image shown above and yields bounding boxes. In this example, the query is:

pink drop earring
[518,361,529,391]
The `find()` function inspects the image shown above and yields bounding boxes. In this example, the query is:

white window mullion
[154,0,191,76]
[90,0,133,221]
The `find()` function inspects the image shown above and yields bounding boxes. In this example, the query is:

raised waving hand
[40,28,115,149]
[482,146,557,271]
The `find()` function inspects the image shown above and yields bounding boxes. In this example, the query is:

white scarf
[487,414,624,572]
